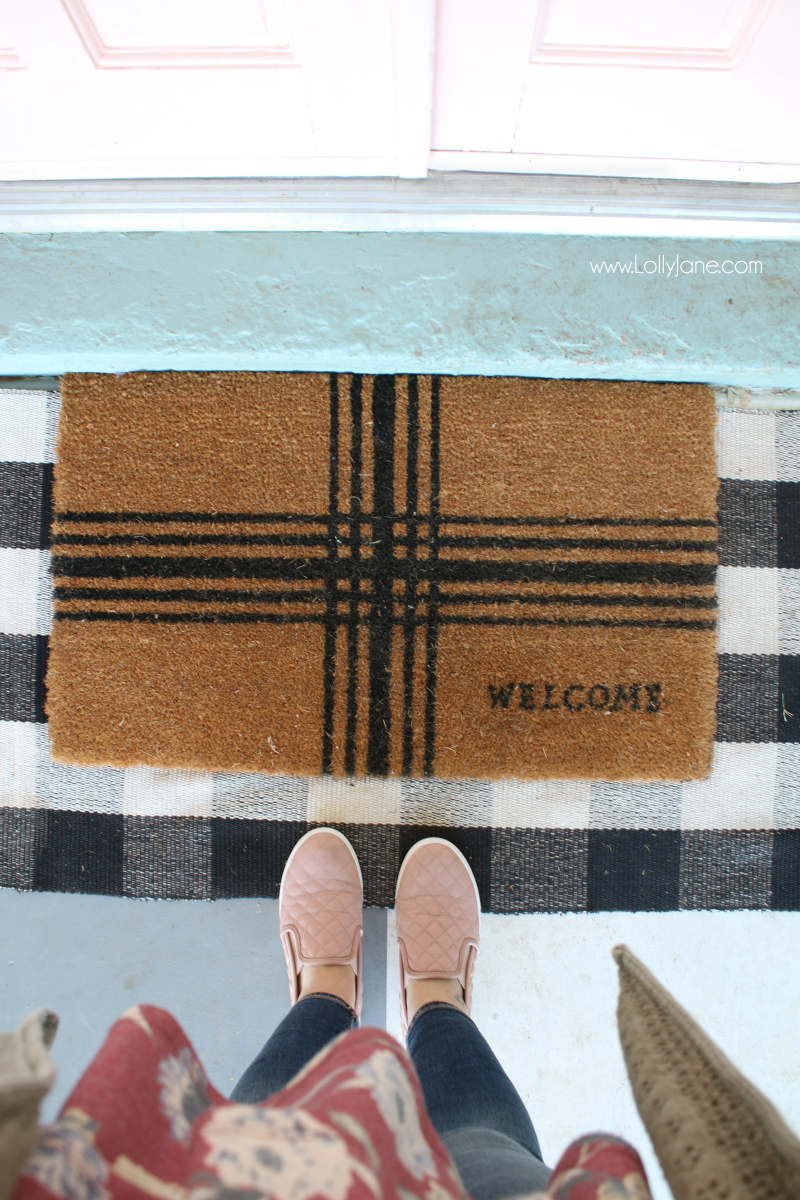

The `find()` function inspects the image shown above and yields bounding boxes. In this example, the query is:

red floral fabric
[12,1005,651,1200]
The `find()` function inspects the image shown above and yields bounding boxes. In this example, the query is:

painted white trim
[393,0,436,179]
[0,159,399,185]
[429,151,800,186]
[1,174,800,236]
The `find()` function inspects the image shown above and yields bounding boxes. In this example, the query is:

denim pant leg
[406,1002,551,1200]
[230,993,358,1103]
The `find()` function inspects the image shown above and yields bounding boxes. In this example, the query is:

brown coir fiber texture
[47,372,718,780]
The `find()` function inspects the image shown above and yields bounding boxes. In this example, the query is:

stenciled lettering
[611,684,641,712]
[487,678,663,715]
[588,684,611,711]
[563,685,585,712]
[488,683,516,709]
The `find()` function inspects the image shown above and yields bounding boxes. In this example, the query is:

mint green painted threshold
[0,232,797,385]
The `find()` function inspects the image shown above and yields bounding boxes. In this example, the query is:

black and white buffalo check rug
[1,386,798,910]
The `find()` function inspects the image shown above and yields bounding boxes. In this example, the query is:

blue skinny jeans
[231,995,550,1200]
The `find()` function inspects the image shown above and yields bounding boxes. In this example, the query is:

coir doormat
[46,372,718,780]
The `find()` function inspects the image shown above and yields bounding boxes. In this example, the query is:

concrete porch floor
[2,890,798,1200]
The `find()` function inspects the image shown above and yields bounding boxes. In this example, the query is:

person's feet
[279,828,363,1017]
[405,975,467,1020]
[395,838,481,1034]
[298,963,357,1008]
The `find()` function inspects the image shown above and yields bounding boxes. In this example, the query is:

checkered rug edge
[1,388,799,910]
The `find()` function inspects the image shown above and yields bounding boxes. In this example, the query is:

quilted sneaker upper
[396,840,480,979]
[280,830,362,964]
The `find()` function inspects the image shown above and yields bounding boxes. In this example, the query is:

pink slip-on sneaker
[279,827,364,1018]
[395,837,481,1036]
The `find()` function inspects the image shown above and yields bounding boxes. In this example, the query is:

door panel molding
[529,0,776,69]
[60,0,297,68]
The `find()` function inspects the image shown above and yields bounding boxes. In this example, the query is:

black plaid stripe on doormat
[1,390,798,910]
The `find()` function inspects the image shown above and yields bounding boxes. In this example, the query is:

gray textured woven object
[615,944,800,1200]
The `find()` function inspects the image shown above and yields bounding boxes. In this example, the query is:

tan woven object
[614,944,800,1200]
